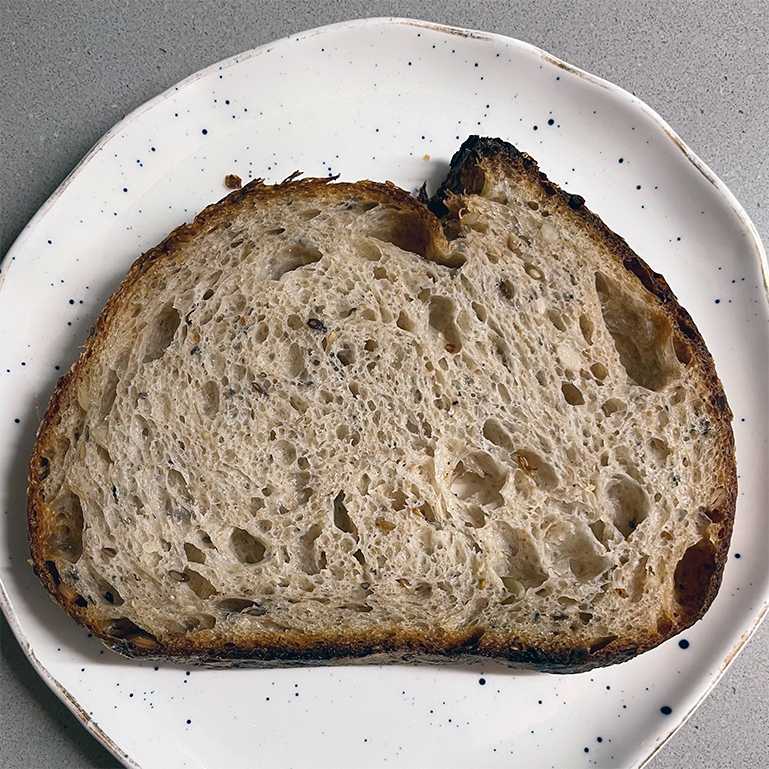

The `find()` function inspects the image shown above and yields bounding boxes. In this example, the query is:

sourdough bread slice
[27,138,735,671]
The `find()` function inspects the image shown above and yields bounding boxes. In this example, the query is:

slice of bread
[27,137,736,671]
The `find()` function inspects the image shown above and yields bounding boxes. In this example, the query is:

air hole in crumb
[289,394,309,414]
[607,476,649,538]
[524,263,544,280]
[674,539,716,618]
[354,239,382,262]
[273,440,296,466]
[501,576,524,601]
[217,598,264,614]
[464,505,486,528]
[333,491,359,540]
[255,322,269,343]
[183,568,217,599]
[672,335,692,365]
[94,573,124,606]
[499,279,515,301]
[287,342,305,378]
[105,618,158,647]
[352,549,366,567]
[184,542,206,564]
[230,528,267,564]
[472,301,488,322]
[482,418,513,450]
[562,382,585,405]
[579,314,594,345]
[143,305,181,362]
[186,613,216,630]
[270,242,322,280]
[336,344,355,367]
[588,519,612,549]
[601,398,626,416]
[48,490,84,562]
[365,210,430,256]
[548,309,567,332]
[493,522,547,589]
[649,437,670,464]
[396,310,416,332]
[514,450,559,490]
[595,272,679,391]
[202,380,220,417]
[450,453,506,508]
[376,517,396,533]
[428,295,462,353]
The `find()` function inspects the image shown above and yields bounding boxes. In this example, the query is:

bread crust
[27,143,736,672]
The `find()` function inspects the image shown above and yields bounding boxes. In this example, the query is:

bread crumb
[224,174,242,189]
[423,153,431,161]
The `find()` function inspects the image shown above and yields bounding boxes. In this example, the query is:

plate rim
[1,15,767,769]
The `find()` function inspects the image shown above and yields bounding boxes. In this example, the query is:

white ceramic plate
[1,17,767,769]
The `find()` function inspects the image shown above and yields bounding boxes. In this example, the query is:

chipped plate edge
[0,16,766,769]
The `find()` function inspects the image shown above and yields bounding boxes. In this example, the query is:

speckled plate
[1,17,767,769]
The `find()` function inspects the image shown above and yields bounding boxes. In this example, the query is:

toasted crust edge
[27,145,737,672]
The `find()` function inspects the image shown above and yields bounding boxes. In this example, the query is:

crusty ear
[429,135,517,214]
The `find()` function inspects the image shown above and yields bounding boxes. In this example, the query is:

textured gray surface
[1,1,767,767]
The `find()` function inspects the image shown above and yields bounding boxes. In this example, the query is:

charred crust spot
[38,456,51,481]
[676,310,700,340]
[45,560,61,586]
[623,256,654,292]
[711,392,728,412]
[567,194,585,210]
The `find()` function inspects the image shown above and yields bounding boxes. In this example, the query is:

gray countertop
[1,1,767,767]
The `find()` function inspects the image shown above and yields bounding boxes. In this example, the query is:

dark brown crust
[27,142,737,672]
